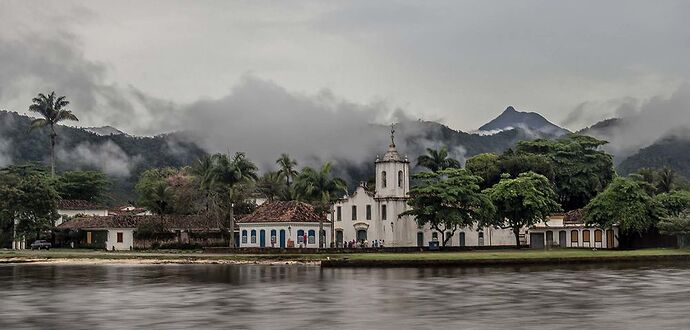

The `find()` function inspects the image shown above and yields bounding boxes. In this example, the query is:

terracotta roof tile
[564,209,584,225]
[57,214,222,230]
[57,199,104,210]
[238,201,328,224]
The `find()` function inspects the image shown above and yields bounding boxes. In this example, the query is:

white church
[329,128,520,248]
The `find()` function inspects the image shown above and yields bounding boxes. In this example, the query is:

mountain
[83,126,126,136]
[478,106,570,136]
[618,133,690,178]
[0,111,207,202]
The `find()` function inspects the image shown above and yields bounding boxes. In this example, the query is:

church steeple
[380,123,405,162]
[376,123,410,199]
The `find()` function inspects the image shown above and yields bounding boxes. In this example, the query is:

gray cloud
[56,140,141,177]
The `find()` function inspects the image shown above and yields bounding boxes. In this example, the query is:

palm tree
[257,171,287,201]
[416,146,461,173]
[276,153,298,187]
[28,92,79,177]
[294,162,347,248]
[657,167,677,194]
[196,152,258,247]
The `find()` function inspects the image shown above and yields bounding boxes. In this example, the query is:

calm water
[2,263,690,329]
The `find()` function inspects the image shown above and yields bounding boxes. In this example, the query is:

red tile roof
[564,209,584,225]
[238,201,328,224]
[57,199,105,210]
[57,214,222,230]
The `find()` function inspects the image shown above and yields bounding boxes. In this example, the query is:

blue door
[259,230,266,247]
[279,230,286,248]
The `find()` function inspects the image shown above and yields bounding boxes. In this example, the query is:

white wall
[238,222,331,248]
[56,209,109,226]
[105,229,134,251]
[529,226,619,248]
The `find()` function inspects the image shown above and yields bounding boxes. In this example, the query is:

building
[56,199,110,226]
[57,214,223,251]
[238,200,331,248]
[529,210,619,249]
[329,127,522,247]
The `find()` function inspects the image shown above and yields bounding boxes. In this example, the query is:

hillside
[618,134,690,178]
[0,111,207,202]
[478,106,570,136]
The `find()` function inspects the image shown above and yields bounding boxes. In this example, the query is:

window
[594,230,602,243]
[381,205,387,220]
[352,205,357,220]
[297,229,305,244]
[336,206,342,221]
[381,171,387,188]
[271,230,277,245]
[308,230,316,244]
[432,232,438,240]
[116,232,123,243]
[366,205,372,220]
[583,230,591,242]
[242,230,248,244]
[87,231,92,244]
[251,230,257,244]
[478,232,485,246]
[571,230,579,243]
[398,170,403,188]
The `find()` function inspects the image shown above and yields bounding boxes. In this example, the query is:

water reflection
[2,263,690,329]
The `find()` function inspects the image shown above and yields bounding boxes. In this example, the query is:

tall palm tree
[416,146,461,173]
[276,153,298,187]
[197,152,258,247]
[28,92,79,177]
[257,171,287,202]
[294,162,347,248]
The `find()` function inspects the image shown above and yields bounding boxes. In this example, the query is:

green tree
[400,168,495,246]
[657,212,690,247]
[484,172,561,247]
[257,171,288,202]
[465,153,501,189]
[516,135,615,210]
[654,190,690,217]
[276,153,299,187]
[416,146,461,173]
[0,168,59,243]
[657,167,677,194]
[584,177,665,234]
[28,92,79,177]
[57,171,109,203]
[135,168,178,214]
[294,162,347,247]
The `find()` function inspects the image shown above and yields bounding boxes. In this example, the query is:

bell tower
[375,124,410,198]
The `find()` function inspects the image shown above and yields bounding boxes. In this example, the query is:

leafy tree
[465,153,501,189]
[276,153,298,187]
[0,167,59,243]
[57,171,109,203]
[257,171,288,202]
[584,177,665,234]
[400,168,495,246]
[294,162,347,247]
[466,152,554,190]
[657,212,690,248]
[654,190,690,217]
[657,167,677,194]
[516,135,615,211]
[135,168,179,214]
[27,92,79,177]
[416,146,461,173]
[484,172,561,247]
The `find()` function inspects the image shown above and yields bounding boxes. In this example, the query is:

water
[2,263,690,329]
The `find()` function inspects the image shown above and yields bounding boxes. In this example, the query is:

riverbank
[2,248,690,267]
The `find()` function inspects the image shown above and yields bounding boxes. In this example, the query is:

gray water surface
[2,263,690,329]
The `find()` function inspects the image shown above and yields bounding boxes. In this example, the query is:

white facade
[56,208,109,226]
[529,215,619,249]
[238,222,331,248]
[105,228,135,251]
[330,134,521,247]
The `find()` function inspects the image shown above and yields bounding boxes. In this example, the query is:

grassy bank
[2,248,690,266]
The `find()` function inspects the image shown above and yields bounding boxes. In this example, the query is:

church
[329,127,519,248]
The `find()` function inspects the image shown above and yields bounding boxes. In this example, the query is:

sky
[1,0,690,172]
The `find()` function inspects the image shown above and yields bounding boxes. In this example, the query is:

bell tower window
[398,170,403,188]
[381,171,387,188]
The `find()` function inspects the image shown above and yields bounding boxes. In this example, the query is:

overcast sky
[1,0,689,133]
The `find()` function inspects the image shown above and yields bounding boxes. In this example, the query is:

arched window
[270,230,277,245]
[250,230,257,244]
[583,230,590,242]
[398,170,403,188]
[478,232,485,246]
[297,229,305,244]
[241,230,248,244]
[381,171,387,188]
[308,230,316,244]
[571,230,579,246]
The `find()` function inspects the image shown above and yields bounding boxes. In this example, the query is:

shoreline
[0,257,320,266]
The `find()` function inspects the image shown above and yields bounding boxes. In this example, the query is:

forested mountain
[0,111,207,202]
[478,106,570,136]
[618,135,690,178]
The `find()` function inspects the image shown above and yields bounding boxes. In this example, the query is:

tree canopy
[57,171,109,203]
[401,168,495,246]
[416,146,461,173]
[483,172,561,247]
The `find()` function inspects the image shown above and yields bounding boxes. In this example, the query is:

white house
[56,199,110,226]
[238,201,331,248]
[329,129,522,247]
[528,210,619,249]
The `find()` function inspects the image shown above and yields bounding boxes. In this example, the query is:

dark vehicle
[30,240,52,250]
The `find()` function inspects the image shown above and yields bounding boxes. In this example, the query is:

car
[30,240,52,250]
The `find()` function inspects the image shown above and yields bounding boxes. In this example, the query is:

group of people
[343,239,385,249]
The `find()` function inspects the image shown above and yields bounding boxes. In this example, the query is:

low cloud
[56,141,141,177]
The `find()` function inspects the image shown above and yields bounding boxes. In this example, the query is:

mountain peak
[477,106,570,137]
